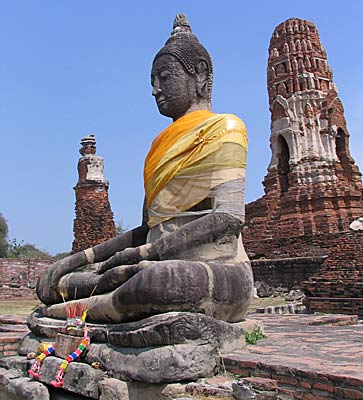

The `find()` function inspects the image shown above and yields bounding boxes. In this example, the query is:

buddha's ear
[195,59,209,98]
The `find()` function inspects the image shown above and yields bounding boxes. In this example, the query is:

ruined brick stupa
[245,18,363,254]
[72,134,116,253]
[244,18,363,316]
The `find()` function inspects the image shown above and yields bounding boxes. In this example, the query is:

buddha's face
[151,54,197,121]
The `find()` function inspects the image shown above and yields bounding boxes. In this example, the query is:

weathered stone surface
[86,342,216,383]
[29,310,246,346]
[27,308,110,342]
[28,312,247,384]
[128,382,189,400]
[0,366,22,386]
[99,378,129,400]
[82,312,246,383]
[48,389,93,399]
[0,355,29,375]
[6,377,49,400]
[19,333,45,355]
[186,376,234,398]
[108,312,246,351]
[38,357,105,399]
[54,333,83,359]
[231,381,254,400]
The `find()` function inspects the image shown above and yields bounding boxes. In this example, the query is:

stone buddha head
[151,14,213,121]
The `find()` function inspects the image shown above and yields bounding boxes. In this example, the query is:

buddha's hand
[96,243,154,273]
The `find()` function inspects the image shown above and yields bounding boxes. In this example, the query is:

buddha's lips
[156,98,166,106]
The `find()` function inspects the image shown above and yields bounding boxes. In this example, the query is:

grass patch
[0,299,41,316]
[244,326,267,345]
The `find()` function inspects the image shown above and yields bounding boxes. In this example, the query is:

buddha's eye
[160,70,171,80]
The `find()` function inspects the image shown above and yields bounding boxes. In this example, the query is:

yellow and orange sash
[144,110,247,227]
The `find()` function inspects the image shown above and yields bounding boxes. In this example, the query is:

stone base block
[2,376,49,400]
[38,357,106,399]
[99,378,129,400]
[54,333,84,359]
[0,355,30,375]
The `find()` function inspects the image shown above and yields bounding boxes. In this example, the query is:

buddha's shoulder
[213,113,246,132]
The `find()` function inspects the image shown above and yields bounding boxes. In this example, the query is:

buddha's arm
[97,212,242,273]
[37,224,149,305]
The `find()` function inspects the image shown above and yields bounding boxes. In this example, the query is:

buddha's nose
[152,79,162,96]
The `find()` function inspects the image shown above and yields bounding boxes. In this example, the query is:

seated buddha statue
[37,14,253,324]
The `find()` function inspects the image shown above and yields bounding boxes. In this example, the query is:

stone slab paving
[222,313,363,398]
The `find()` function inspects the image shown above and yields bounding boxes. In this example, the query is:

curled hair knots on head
[153,13,213,102]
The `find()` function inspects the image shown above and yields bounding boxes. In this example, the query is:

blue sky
[1,1,362,254]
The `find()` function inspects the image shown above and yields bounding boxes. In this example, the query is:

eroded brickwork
[0,258,52,299]
[251,256,324,294]
[302,231,363,316]
[244,18,363,316]
[244,18,363,244]
[72,135,116,253]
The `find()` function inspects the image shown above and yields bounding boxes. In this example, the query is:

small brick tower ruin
[245,18,363,252]
[72,134,116,253]
[244,18,363,316]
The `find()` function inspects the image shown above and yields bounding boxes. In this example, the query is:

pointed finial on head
[171,13,192,35]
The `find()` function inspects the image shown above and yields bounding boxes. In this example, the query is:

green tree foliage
[0,213,70,260]
[7,239,52,260]
[0,214,9,257]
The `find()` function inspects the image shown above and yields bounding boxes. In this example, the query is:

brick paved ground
[222,313,363,399]
[0,313,362,398]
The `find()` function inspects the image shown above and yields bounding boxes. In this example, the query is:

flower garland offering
[28,301,90,387]
[50,324,90,387]
[28,343,55,379]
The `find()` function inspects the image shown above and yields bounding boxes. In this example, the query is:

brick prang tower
[244,18,363,251]
[72,134,116,253]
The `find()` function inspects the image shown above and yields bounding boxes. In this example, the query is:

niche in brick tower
[244,17,363,254]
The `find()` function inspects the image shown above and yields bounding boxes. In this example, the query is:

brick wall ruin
[302,230,363,317]
[0,258,52,300]
[251,256,324,296]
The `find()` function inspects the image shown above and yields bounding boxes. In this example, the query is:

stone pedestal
[26,310,249,384]
[2,309,265,399]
